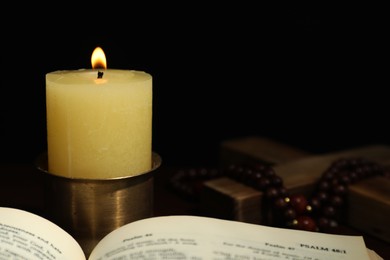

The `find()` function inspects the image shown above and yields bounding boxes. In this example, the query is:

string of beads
[169,157,389,233]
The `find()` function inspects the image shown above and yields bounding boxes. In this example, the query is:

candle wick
[97,71,104,79]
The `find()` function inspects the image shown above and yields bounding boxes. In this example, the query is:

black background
[0,3,387,167]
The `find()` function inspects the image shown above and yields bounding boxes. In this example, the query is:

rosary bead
[289,194,308,215]
[329,219,339,228]
[273,197,289,209]
[316,191,329,202]
[252,171,263,180]
[322,170,336,180]
[253,163,267,172]
[265,187,279,200]
[240,169,254,185]
[330,195,344,207]
[339,174,351,185]
[317,217,330,229]
[318,180,330,191]
[255,177,271,190]
[322,205,336,217]
[187,168,198,178]
[264,167,276,177]
[227,164,243,179]
[278,187,288,197]
[295,216,318,232]
[309,197,322,211]
[333,184,347,195]
[271,175,283,187]
[284,208,296,220]
[349,171,359,183]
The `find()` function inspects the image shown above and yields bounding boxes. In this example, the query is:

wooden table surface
[1,162,389,259]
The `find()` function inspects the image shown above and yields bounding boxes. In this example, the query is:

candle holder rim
[35,151,162,181]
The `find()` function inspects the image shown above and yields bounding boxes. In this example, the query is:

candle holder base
[35,152,161,258]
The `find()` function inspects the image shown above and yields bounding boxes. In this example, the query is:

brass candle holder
[35,152,161,257]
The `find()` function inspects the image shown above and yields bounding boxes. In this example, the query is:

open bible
[0,207,383,260]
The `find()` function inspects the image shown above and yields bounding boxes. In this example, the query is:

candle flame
[91,47,107,69]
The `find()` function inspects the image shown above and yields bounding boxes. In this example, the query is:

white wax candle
[46,69,152,179]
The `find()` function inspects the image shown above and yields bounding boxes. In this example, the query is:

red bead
[318,180,330,191]
[273,197,288,209]
[278,187,287,197]
[317,217,330,230]
[317,191,329,202]
[296,216,318,232]
[255,178,271,190]
[284,208,296,220]
[309,197,321,211]
[330,195,344,207]
[289,194,308,215]
[322,205,336,217]
[264,167,276,177]
[271,175,283,187]
[265,187,279,200]
[333,184,347,195]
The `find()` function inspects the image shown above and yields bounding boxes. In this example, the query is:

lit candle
[46,47,152,179]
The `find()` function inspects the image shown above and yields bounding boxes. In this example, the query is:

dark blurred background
[0,3,387,168]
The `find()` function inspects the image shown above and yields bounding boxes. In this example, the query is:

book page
[367,248,384,260]
[89,215,371,260]
[0,207,85,260]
